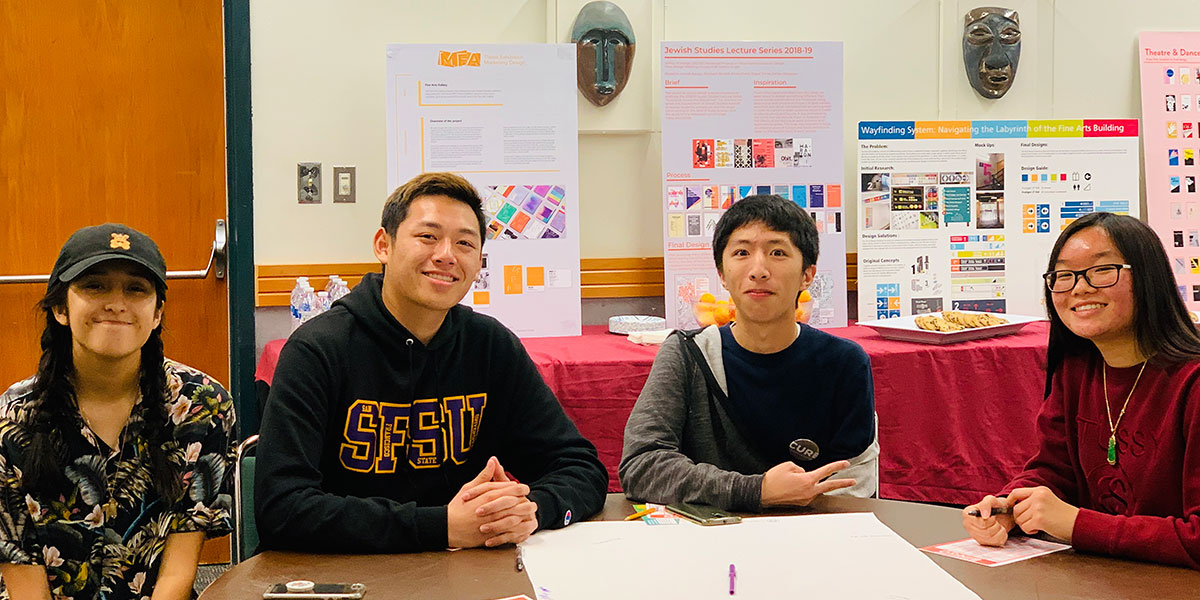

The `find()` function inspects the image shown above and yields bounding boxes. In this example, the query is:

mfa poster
[385,44,581,337]
[660,42,847,329]
[1139,33,1200,321]
[857,120,1140,320]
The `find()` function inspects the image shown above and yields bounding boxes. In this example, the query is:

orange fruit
[797,290,812,303]
[696,308,717,326]
[795,306,810,322]
[713,305,733,324]
[699,292,716,304]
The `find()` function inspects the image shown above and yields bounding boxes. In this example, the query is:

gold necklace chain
[1102,360,1147,466]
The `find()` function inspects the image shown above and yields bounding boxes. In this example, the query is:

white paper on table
[920,537,1070,567]
[519,513,980,600]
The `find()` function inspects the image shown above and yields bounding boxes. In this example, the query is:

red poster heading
[1083,119,1139,137]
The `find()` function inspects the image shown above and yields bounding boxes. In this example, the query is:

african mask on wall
[571,1,635,107]
[963,7,1021,99]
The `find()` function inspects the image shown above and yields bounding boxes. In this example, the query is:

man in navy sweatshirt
[620,195,878,511]
[256,172,607,553]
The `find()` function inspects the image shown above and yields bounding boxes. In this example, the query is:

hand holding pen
[966,504,1011,517]
[962,494,1016,547]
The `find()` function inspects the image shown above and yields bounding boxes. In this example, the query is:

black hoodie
[255,272,608,552]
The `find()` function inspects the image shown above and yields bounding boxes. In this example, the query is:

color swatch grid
[482,185,567,240]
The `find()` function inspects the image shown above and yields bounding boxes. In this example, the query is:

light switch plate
[298,162,321,204]
[333,165,356,203]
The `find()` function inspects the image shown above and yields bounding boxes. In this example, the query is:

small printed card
[920,537,1070,567]
[632,503,681,526]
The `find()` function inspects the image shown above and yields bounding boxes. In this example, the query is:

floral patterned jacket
[0,359,236,600]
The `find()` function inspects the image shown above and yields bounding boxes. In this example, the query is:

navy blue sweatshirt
[720,324,875,468]
[255,272,607,552]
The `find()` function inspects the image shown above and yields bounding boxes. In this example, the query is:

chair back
[232,434,259,564]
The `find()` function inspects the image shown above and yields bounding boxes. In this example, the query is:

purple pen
[728,563,736,595]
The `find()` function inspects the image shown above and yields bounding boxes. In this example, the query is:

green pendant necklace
[1102,361,1147,466]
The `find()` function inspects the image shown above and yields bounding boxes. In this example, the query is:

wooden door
[0,4,229,386]
[0,2,231,561]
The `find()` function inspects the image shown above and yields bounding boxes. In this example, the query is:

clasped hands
[962,486,1080,546]
[447,456,539,548]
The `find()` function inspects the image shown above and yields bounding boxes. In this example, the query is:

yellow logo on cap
[110,233,131,250]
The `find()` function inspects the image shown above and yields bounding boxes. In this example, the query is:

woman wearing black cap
[0,224,235,599]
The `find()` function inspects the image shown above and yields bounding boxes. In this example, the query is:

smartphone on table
[263,582,365,599]
[666,502,742,526]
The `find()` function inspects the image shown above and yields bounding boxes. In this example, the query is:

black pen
[967,505,1011,517]
[515,546,525,572]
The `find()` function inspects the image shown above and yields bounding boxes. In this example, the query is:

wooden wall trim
[255,254,857,306]
[255,263,378,307]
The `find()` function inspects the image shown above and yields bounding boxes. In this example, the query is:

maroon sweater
[1000,353,1200,568]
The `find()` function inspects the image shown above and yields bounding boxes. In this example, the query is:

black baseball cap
[50,224,168,288]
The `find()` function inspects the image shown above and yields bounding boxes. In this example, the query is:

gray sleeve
[825,428,879,498]
[618,335,763,511]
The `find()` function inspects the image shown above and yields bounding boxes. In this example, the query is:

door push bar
[0,219,227,285]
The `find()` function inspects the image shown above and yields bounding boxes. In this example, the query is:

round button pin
[788,439,820,462]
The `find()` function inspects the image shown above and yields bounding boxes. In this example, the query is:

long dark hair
[1044,212,1200,380]
[23,272,184,502]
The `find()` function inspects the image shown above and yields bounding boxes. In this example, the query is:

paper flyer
[660,42,848,329]
[385,44,581,337]
[857,120,1140,320]
[921,537,1070,567]
[1139,33,1200,322]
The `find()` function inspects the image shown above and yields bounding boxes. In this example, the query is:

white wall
[250,0,549,263]
[251,0,1200,262]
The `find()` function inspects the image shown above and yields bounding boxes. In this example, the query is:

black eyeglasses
[1042,263,1131,293]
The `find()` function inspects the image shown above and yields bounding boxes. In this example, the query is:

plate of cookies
[857,310,1045,345]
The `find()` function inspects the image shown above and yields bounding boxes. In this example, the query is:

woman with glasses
[962,212,1200,569]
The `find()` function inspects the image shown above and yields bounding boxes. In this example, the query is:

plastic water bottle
[289,278,310,333]
[330,277,351,301]
[298,285,318,325]
[315,291,331,315]
[325,275,341,297]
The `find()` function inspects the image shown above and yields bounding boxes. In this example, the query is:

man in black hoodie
[255,172,608,553]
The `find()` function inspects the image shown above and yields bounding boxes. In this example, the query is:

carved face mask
[963,7,1021,99]
[571,1,635,107]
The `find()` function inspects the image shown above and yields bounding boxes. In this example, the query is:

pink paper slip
[921,537,1070,567]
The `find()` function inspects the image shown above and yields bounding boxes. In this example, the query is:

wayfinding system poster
[857,120,1139,320]
[1140,32,1200,322]
[386,44,581,337]
[661,42,847,329]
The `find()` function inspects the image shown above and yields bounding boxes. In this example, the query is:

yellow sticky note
[527,266,545,287]
[473,291,490,305]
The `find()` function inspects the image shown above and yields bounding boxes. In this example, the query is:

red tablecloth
[257,323,1049,505]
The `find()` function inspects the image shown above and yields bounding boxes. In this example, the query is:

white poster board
[385,44,581,337]
[660,42,847,329]
[521,514,980,600]
[1139,33,1200,321]
[857,119,1140,320]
